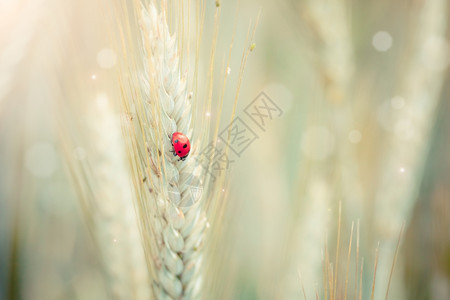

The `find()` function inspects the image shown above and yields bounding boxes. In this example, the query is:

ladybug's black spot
[174,139,179,143]
[178,151,182,153]
[183,144,187,148]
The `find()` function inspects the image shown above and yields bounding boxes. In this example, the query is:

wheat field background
[0,0,449,300]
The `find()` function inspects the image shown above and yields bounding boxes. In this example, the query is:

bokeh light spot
[372,31,393,52]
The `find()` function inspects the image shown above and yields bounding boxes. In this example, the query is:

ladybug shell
[172,132,191,158]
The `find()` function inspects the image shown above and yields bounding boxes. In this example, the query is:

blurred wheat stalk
[371,0,448,298]
[58,10,151,299]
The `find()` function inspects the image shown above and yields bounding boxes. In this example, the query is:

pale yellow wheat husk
[120,3,208,299]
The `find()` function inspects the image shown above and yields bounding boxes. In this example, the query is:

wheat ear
[59,91,151,299]
[125,4,208,299]
[86,98,151,299]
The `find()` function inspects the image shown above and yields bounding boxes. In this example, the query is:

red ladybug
[171,132,191,161]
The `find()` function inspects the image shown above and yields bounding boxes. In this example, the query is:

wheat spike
[87,97,151,299]
[124,4,208,299]
[59,89,151,299]
[117,1,258,297]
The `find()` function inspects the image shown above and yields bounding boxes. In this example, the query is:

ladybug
[171,132,191,161]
